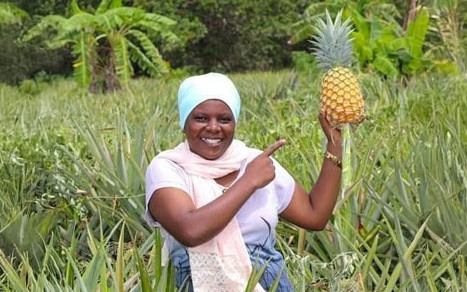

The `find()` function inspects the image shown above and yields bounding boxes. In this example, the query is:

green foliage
[0,3,72,85]
[290,1,401,77]
[352,7,458,77]
[4,0,75,16]
[288,0,401,46]
[3,0,467,81]
[428,0,467,71]
[0,221,178,291]
[0,2,28,24]
[291,51,316,72]
[0,211,58,267]
[1,67,467,290]
[23,0,178,92]
[291,3,459,78]
[148,0,309,72]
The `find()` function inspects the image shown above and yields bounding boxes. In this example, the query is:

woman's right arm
[148,140,286,247]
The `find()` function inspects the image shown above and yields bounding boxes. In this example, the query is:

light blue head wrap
[178,72,241,129]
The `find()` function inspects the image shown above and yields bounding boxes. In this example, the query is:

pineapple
[311,10,364,127]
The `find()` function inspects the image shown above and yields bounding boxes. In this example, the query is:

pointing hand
[244,139,287,189]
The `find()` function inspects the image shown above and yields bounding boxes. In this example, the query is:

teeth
[202,138,222,144]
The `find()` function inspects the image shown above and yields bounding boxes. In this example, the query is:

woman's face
[184,99,235,160]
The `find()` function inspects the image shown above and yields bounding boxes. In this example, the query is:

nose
[206,119,220,132]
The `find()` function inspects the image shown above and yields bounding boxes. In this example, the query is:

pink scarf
[157,140,265,292]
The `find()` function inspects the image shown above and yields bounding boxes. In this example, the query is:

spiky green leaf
[311,10,354,69]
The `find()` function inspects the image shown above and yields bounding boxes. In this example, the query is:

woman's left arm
[279,111,342,230]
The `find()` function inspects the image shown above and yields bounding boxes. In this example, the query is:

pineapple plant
[311,10,365,127]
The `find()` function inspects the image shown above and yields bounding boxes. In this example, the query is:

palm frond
[109,0,123,10]
[136,21,180,47]
[96,0,114,14]
[22,15,68,48]
[66,12,97,33]
[288,20,314,45]
[98,7,145,31]
[72,33,94,87]
[113,35,132,86]
[144,13,176,26]
[70,0,84,15]
[127,29,168,75]
[127,41,162,77]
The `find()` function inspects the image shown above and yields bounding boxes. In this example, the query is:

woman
[145,73,342,292]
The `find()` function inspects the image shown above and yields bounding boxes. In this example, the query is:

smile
[201,137,223,145]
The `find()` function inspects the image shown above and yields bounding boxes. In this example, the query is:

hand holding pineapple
[319,110,342,148]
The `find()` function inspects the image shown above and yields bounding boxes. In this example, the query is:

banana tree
[24,0,179,92]
[352,7,456,78]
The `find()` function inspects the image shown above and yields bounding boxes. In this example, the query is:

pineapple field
[1,68,466,291]
[1,0,467,291]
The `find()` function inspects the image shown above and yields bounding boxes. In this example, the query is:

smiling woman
[184,100,235,160]
[145,73,343,292]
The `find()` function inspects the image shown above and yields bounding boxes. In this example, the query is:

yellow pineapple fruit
[311,10,365,127]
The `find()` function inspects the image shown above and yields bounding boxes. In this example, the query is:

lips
[201,137,223,145]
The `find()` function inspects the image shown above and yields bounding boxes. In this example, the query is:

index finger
[263,139,287,157]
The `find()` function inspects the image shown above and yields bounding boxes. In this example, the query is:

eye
[219,116,233,123]
[194,116,207,122]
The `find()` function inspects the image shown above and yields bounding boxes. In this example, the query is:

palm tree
[24,0,179,92]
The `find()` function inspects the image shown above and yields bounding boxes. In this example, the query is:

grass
[0,69,466,291]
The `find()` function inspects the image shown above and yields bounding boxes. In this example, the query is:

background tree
[24,0,179,92]
[0,3,72,84]
[146,0,309,72]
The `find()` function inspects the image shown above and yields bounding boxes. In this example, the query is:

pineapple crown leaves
[310,10,354,70]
